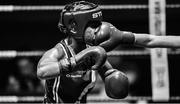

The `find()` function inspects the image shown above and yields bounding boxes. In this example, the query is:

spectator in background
[6,57,44,95]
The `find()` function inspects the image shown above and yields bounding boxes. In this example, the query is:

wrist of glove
[58,57,76,74]
[120,31,135,44]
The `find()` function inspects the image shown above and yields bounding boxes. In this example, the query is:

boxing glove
[104,69,129,99]
[59,46,107,73]
[84,22,135,52]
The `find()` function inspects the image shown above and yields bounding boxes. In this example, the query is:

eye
[72,21,76,27]
[69,20,76,29]
[69,20,77,34]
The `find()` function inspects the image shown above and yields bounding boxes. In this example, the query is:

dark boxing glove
[104,69,129,99]
[59,46,107,73]
[84,22,135,52]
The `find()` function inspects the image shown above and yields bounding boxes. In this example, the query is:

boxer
[37,1,129,103]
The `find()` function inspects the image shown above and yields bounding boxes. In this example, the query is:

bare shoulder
[42,43,65,60]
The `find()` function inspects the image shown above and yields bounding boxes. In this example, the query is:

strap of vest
[60,40,73,71]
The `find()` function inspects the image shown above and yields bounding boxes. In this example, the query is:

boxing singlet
[43,39,96,104]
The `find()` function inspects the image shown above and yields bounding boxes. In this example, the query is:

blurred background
[0,0,180,103]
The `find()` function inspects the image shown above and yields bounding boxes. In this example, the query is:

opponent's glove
[104,69,129,99]
[59,46,107,73]
[84,22,135,52]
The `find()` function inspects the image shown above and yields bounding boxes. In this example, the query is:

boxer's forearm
[134,33,180,48]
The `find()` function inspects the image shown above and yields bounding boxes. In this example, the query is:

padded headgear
[58,1,103,41]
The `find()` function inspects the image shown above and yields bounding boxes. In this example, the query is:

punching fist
[84,22,135,52]
[104,69,129,99]
[59,46,107,73]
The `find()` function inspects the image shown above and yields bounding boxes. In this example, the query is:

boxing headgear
[58,1,103,41]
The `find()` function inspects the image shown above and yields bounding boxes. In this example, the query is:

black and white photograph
[0,0,180,103]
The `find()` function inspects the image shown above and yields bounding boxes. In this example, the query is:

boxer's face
[84,26,96,46]
[84,21,102,45]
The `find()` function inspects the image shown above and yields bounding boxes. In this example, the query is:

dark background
[0,0,180,98]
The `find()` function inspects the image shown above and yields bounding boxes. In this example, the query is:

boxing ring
[0,50,179,103]
[0,0,180,103]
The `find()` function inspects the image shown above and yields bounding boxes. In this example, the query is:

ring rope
[0,96,179,102]
[0,51,43,58]
[0,4,180,12]
[0,49,179,58]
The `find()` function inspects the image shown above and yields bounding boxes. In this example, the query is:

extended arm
[134,33,180,48]
[84,22,180,52]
